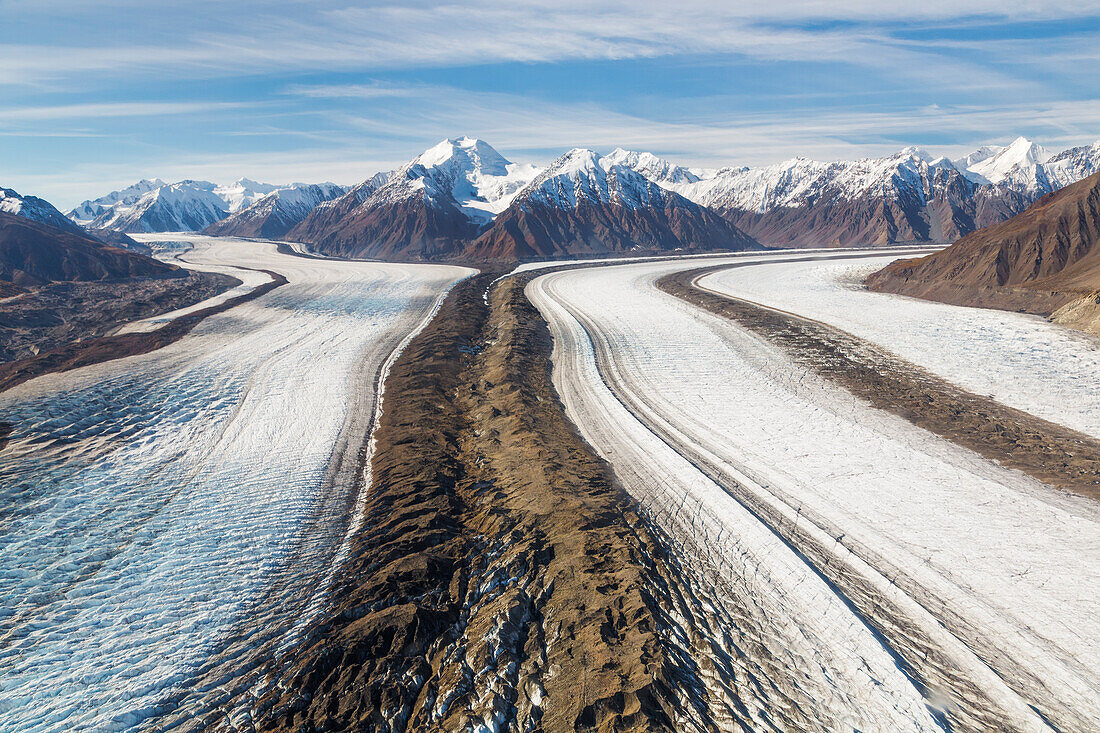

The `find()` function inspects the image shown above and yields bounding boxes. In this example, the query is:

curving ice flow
[509,244,943,275]
[0,236,472,732]
[528,255,1100,732]
[114,236,276,334]
[698,257,1100,439]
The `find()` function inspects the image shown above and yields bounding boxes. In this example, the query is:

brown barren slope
[288,194,478,260]
[0,211,177,286]
[867,171,1100,330]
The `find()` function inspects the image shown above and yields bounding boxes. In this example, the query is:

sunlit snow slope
[528,254,1100,732]
[0,236,470,732]
[697,257,1100,439]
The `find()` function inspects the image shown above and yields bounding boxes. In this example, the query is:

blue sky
[2,0,1100,208]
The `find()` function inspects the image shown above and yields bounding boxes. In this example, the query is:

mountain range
[204,182,348,239]
[69,179,327,234]
[63,135,1100,260]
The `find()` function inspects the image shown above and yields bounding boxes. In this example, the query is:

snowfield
[528,255,1100,731]
[697,257,1100,439]
[0,237,471,732]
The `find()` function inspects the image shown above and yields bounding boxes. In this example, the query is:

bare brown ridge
[659,265,1100,501]
[251,271,681,732]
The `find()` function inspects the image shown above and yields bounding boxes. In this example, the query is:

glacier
[0,237,470,732]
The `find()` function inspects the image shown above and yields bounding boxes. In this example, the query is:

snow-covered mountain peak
[1044,139,1100,189]
[1,186,88,234]
[605,148,703,185]
[897,146,934,162]
[87,180,230,233]
[68,178,167,222]
[215,178,281,212]
[554,148,603,174]
[956,144,1002,170]
[960,136,1051,188]
[515,148,685,212]
[372,137,538,226]
[414,137,511,177]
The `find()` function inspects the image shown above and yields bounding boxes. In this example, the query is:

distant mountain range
[69,179,329,234]
[204,183,348,239]
[64,135,1100,260]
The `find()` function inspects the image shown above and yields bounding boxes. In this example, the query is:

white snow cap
[957,136,1051,187]
[415,136,511,176]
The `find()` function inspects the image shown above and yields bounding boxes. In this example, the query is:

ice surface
[0,236,471,732]
[528,254,1100,730]
[113,237,274,334]
[698,256,1100,439]
[509,244,939,274]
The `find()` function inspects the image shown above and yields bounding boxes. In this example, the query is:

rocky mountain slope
[613,138,1100,247]
[72,178,282,233]
[468,148,757,259]
[867,171,1100,332]
[204,182,347,238]
[0,211,176,287]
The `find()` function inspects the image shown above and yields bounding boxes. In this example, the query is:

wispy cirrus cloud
[3,1,1100,85]
[2,1,1099,206]
[0,101,255,122]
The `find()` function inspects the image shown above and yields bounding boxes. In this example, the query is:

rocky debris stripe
[663,263,1100,499]
[238,271,698,732]
[527,258,1100,731]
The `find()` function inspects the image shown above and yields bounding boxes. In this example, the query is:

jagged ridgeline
[65,136,1100,259]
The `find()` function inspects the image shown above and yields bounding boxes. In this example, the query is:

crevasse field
[527,254,1100,731]
[0,237,470,732]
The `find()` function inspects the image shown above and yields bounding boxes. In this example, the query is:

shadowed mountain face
[867,171,1100,317]
[468,149,758,260]
[289,176,480,259]
[290,142,759,261]
[0,212,176,288]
